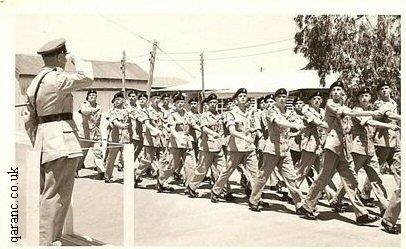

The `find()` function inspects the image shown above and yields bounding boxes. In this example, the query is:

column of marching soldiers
[77,81,401,234]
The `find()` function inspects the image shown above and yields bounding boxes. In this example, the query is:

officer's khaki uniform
[331,106,389,212]
[25,62,93,245]
[289,110,303,166]
[104,106,131,180]
[362,99,400,197]
[188,110,201,160]
[249,105,304,208]
[77,100,105,173]
[128,103,144,161]
[134,106,166,177]
[158,109,197,186]
[212,106,259,196]
[189,110,230,192]
[303,99,369,218]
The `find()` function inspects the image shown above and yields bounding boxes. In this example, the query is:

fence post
[123,143,135,247]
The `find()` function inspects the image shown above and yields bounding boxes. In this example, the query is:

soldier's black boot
[248,201,261,212]
[356,214,379,225]
[186,185,199,198]
[211,190,220,203]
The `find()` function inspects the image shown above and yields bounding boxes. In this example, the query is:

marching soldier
[289,97,305,166]
[127,90,146,162]
[329,87,398,215]
[301,81,383,224]
[24,38,93,245]
[77,90,105,179]
[104,91,131,183]
[361,81,401,203]
[134,92,167,187]
[187,97,201,160]
[248,88,313,216]
[186,93,234,201]
[211,88,260,203]
[157,92,197,191]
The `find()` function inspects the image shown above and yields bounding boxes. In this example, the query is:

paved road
[16,139,400,247]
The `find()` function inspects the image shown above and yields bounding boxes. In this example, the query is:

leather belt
[38,113,73,124]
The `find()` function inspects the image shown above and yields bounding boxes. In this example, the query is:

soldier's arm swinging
[229,125,253,143]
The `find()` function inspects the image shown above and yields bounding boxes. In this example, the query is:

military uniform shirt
[168,109,192,149]
[108,107,131,143]
[141,106,165,147]
[263,105,292,156]
[301,105,325,153]
[127,104,144,141]
[373,99,399,148]
[288,111,304,151]
[79,100,101,140]
[351,106,375,156]
[199,111,223,152]
[226,106,258,152]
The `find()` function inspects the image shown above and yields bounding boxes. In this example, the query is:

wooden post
[200,53,205,112]
[26,150,41,246]
[146,40,158,104]
[121,50,126,95]
[123,143,135,247]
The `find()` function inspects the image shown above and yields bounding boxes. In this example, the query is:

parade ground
[16,135,400,247]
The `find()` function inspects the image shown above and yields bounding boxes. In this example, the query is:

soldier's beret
[309,91,322,100]
[127,90,137,96]
[206,93,218,102]
[173,92,185,102]
[112,91,124,102]
[356,87,372,97]
[37,38,67,56]
[138,92,148,99]
[329,80,345,92]
[232,88,247,100]
[275,88,288,97]
[264,93,274,101]
[257,96,264,103]
[150,91,160,98]
[87,89,97,95]
[293,96,304,105]
[161,93,170,99]
[223,98,232,105]
[376,81,391,91]
[188,97,198,104]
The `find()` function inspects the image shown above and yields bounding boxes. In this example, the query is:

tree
[294,15,400,106]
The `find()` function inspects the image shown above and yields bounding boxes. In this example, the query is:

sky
[15,7,309,83]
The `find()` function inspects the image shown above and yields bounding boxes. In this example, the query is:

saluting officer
[24,38,94,245]
[157,92,197,192]
[186,93,234,200]
[211,88,260,203]
[330,87,397,215]
[77,90,105,179]
[302,81,382,224]
[104,91,131,183]
[248,88,312,216]
[134,92,167,187]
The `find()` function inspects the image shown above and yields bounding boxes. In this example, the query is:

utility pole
[147,40,158,103]
[120,50,126,95]
[200,52,205,112]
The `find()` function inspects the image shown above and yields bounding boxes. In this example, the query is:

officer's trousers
[189,150,230,192]
[40,157,79,245]
[77,140,105,173]
[331,153,389,212]
[135,146,164,178]
[132,139,143,162]
[303,149,369,218]
[361,146,400,198]
[105,144,124,180]
[159,147,196,186]
[212,150,259,196]
[250,153,304,208]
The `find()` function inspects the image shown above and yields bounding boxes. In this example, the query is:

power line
[156,45,197,79]
[157,37,294,55]
[98,14,154,45]
[156,47,294,62]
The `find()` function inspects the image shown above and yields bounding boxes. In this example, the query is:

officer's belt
[38,113,73,124]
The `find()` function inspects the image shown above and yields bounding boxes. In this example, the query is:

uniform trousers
[361,146,400,198]
[383,150,401,226]
[135,146,165,178]
[331,153,389,212]
[250,153,304,208]
[159,147,196,186]
[77,140,105,173]
[303,149,369,218]
[40,157,79,245]
[105,143,126,180]
[189,150,231,193]
[132,139,143,162]
[212,150,259,196]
